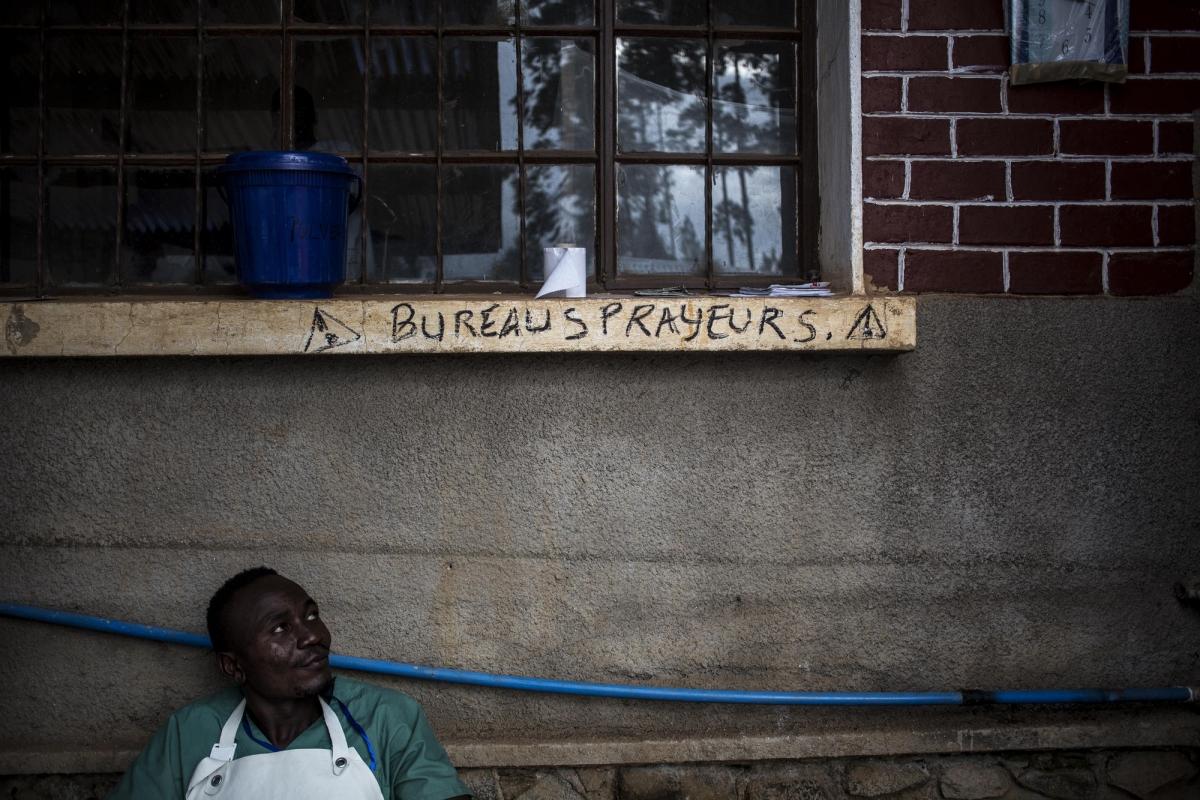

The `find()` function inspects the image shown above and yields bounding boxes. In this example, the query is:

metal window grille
[0,0,814,296]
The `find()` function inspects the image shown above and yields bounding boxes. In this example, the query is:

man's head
[206,567,333,700]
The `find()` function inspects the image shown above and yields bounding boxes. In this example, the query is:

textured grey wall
[2,296,1199,764]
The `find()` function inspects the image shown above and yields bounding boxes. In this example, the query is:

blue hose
[1,602,1194,707]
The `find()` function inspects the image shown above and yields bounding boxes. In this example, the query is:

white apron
[185,697,385,800]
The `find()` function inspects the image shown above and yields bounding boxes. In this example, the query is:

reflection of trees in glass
[525,166,594,278]
[615,38,705,269]
[617,38,706,153]
[618,165,703,272]
[521,37,593,150]
[713,44,792,273]
[518,17,596,278]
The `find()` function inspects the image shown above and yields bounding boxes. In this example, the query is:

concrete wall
[2,295,1199,772]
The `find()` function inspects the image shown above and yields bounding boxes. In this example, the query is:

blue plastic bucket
[216,151,361,299]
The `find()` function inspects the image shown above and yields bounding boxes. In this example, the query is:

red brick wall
[861,0,1198,295]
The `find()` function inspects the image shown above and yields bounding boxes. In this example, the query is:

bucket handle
[348,173,363,214]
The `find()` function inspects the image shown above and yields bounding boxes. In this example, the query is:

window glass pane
[443,38,517,152]
[46,167,117,287]
[525,164,594,280]
[616,0,704,26]
[123,168,196,284]
[294,0,365,24]
[207,1,281,25]
[204,37,281,152]
[45,35,122,155]
[293,37,364,153]
[617,164,704,276]
[522,0,593,26]
[713,0,795,28]
[714,41,796,154]
[442,164,519,282]
[366,164,436,283]
[712,165,795,276]
[0,167,38,286]
[0,34,40,155]
[48,1,122,25]
[617,38,705,153]
[201,167,236,285]
[127,36,199,154]
[130,0,197,25]
[522,38,594,151]
[0,3,40,24]
[371,1,434,25]
[444,1,515,26]
[368,37,436,152]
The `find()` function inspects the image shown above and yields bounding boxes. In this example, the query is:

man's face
[219,575,333,700]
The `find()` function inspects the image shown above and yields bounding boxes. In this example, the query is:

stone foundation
[6,749,1196,800]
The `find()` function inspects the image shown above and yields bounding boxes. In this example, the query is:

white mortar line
[1002,251,1011,292]
[1054,205,1061,247]
[952,205,960,245]
[865,199,1181,207]
[867,154,1193,164]
[1105,161,1112,201]
[1005,161,1014,201]
[1152,205,1160,246]
[901,76,909,112]
[950,118,958,157]
[900,0,909,32]
[1102,251,1110,293]
[863,242,1191,252]
[1144,36,1152,73]
[897,247,906,291]
[861,109,1199,121]
[1153,121,1160,157]
[903,161,912,199]
[945,36,954,71]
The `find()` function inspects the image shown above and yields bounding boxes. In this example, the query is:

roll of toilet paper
[536,245,587,298]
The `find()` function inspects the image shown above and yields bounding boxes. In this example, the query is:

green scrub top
[109,676,471,800]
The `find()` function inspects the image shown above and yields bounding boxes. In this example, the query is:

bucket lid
[216,150,355,175]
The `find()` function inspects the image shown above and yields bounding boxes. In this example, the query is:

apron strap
[210,699,246,762]
[317,696,352,776]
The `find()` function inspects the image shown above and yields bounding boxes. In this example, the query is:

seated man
[110,567,471,800]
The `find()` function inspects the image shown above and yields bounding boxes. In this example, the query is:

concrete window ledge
[0,296,916,357]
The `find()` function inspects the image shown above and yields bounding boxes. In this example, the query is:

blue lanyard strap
[333,696,378,772]
[241,715,280,753]
[240,698,378,772]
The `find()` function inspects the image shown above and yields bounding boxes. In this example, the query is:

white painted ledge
[1,295,915,357]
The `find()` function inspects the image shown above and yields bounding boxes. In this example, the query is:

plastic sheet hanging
[1009,0,1130,85]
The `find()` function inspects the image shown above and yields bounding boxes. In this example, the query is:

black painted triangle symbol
[303,308,362,353]
[846,305,886,340]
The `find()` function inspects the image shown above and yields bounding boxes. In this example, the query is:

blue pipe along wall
[4,604,1195,710]
[2,603,1195,707]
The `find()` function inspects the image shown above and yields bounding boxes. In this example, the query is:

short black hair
[206,566,278,651]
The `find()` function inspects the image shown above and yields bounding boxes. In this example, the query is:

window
[0,0,814,295]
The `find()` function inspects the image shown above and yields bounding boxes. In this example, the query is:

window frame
[0,0,818,297]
